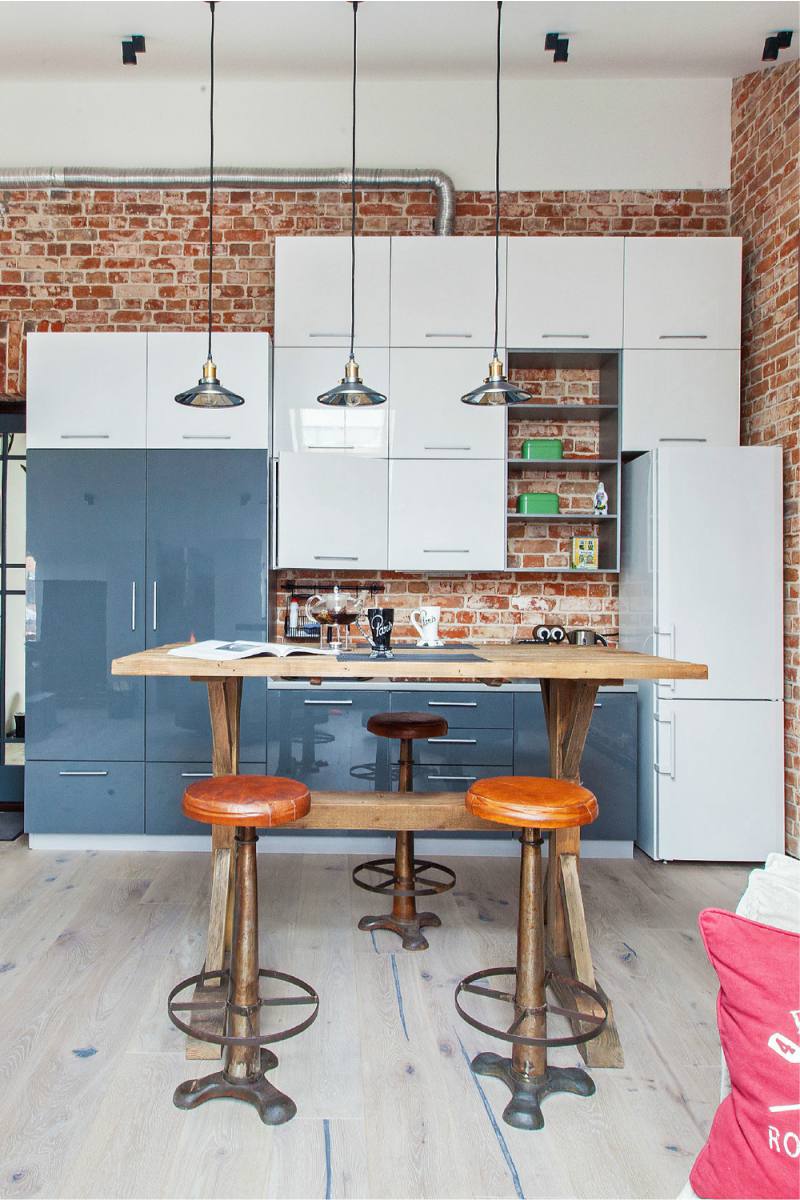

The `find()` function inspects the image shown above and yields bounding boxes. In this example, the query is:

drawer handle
[424,332,473,339]
[423,549,469,554]
[314,555,359,561]
[428,701,478,708]
[182,434,232,440]
[59,770,109,777]
[308,445,356,450]
[658,334,708,340]
[427,775,477,782]
[181,772,213,778]
[309,332,350,338]
[593,702,603,708]
[60,433,110,439]
[658,437,708,443]
[427,737,477,745]
[423,446,472,451]
[304,699,353,705]
[541,333,589,339]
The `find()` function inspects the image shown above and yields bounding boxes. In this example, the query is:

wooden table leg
[185,676,242,1062]
[540,679,624,1068]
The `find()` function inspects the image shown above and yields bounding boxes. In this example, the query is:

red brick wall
[0,184,730,648]
[731,60,800,855]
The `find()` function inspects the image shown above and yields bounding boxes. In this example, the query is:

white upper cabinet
[146,333,270,449]
[273,348,389,455]
[622,350,741,452]
[274,236,390,347]
[506,237,624,348]
[389,349,505,459]
[390,237,504,347]
[276,452,388,569]
[388,459,506,571]
[26,332,147,448]
[623,237,742,349]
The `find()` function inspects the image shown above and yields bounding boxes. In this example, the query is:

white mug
[411,605,443,647]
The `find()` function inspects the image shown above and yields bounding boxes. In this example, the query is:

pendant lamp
[175,1,244,408]
[317,1,386,408]
[461,2,530,406]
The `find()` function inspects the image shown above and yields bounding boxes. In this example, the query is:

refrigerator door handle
[655,624,677,693]
[654,713,676,780]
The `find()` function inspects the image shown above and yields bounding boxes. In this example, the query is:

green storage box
[517,492,560,515]
[521,438,563,460]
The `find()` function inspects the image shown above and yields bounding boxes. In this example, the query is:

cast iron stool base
[470,1052,595,1131]
[173,1049,297,1126]
[357,909,441,952]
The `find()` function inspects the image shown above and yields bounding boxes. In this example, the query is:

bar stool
[167,775,319,1125]
[353,711,456,950]
[454,776,607,1131]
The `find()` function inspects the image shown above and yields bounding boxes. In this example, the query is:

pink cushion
[690,908,800,1199]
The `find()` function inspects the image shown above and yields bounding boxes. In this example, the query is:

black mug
[365,607,394,656]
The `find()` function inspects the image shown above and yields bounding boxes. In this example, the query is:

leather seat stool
[454,776,608,1131]
[167,775,319,1125]
[353,711,456,951]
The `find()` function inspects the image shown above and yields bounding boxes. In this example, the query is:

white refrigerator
[620,446,784,861]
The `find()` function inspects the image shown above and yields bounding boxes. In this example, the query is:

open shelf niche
[505,351,621,574]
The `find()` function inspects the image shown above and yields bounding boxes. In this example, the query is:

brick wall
[731,60,800,855]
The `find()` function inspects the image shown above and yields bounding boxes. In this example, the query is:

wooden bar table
[112,642,707,1068]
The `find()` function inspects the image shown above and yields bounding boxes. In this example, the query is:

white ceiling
[0,0,796,81]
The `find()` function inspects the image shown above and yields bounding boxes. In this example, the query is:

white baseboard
[27,833,634,858]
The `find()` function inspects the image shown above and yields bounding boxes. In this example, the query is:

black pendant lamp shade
[175,1,244,409]
[317,2,386,408]
[461,2,530,407]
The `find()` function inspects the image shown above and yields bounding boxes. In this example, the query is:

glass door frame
[0,401,25,808]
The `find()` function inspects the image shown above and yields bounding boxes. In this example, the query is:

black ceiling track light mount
[122,35,146,65]
[762,30,793,62]
[545,32,569,63]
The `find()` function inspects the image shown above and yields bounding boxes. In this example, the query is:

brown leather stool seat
[168,776,318,1125]
[353,710,456,951]
[454,776,607,1132]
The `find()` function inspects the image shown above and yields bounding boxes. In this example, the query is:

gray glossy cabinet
[267,690,390,791]
[514,692,637,840]
[145,761,267,835]
[26,451,146,761]
[25,761,145,833]
[145,451,269,762]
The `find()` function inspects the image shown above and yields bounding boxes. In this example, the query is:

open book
[167,640,338,661]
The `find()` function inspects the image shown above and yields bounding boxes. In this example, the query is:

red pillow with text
[690,908,800,1199]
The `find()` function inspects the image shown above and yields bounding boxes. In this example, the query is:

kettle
[567,628,608,647]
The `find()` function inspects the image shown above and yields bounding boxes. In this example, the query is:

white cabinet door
[507,237,624,348]
[622,350,740,452]
[26,332,147,448]
[146,333,270,449]
[389,349,505,459]
[388,460,506,570]
[390,237,504,347]
[623,237,742,349]
[654,698,784,861]
[273,348,389,455]
[276,452,388,569]
[274,237,390,347]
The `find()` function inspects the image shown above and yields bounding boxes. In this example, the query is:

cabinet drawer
[274,236,390,347]
[267,689,390,791]
[273,348,389,455]
[411,764,512,792]
[403,728,513,767]
[25,761,145,834]
[145,762,266,835]
[391,690,513,729]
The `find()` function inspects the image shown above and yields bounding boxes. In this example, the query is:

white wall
[0,77,732,189]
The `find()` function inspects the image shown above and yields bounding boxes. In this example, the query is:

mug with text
[411,605,443,647]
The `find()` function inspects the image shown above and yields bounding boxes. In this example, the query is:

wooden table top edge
[111,642,708,681]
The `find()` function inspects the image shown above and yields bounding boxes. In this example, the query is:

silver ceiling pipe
[0,166,456,235]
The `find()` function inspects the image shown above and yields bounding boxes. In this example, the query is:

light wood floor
[0,839,749,1200]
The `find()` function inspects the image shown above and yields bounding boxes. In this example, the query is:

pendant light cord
[207,0,216,362]
[493,0,501,359]
[349,1,359,363]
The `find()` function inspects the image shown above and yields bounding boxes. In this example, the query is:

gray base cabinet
[267,690,390,792]
[145,762,267,835]
[25,762,145,834]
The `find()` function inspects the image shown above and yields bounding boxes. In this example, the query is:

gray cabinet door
[26,761,145,833]
[145,451,269,761]
[267,689,390,791]
[26,451,145,760]
[390,690,513,729]
[145,761,267,835]
[513,692,637,841]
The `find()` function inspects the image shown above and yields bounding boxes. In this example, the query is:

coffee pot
[567,628,608,647]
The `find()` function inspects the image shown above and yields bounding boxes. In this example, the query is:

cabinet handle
[427,737,477,744]
[59,770,109,777]
[308,445,356,450]
[658,437,708,443]
[313,555,359,561]
[654,713,676,779]
[60,433,110,440]
[304,699,353,705]
[152,581,158,632]
[427,774,477,782]
[658,334,708,340]
[424,446,472,451]
[181,772,213,778]
[424,332,473,339]
[541,333,589,339]
[423,549,469,554]
[655,624,677,693]
[593,702,603,708]
[131,581,136,632]
[309,332,350,338]
[428,701,478,708]
[182,434,232,441]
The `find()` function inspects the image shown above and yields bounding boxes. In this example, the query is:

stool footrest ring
[454,966,607,1049]
[353,857,456,898]
[168,968,319,1048]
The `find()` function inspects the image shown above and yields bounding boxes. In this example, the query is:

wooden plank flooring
[0,839,749,1200]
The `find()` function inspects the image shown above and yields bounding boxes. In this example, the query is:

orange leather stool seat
[466,776,598,831]
[182,774,310,828]
[366,711,448,741]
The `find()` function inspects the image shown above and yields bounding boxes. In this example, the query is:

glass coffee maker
[304,586,369,653]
